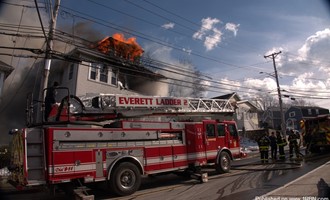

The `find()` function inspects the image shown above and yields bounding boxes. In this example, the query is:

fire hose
[231,161,302,171]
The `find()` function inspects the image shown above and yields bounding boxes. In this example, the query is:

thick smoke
[0,2,48,145]
[0,3,108,145]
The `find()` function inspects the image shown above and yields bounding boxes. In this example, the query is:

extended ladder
[77,94,235,117]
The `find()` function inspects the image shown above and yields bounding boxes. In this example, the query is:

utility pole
[264,51,286,137]
[38,0,60,122]
[42,0,61,95]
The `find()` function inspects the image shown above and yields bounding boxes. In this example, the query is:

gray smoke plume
[0,2,48,145]
[0,1,108,145]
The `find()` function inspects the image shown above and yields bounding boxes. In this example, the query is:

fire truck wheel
[216,151,231,174]
[109,162,141,196]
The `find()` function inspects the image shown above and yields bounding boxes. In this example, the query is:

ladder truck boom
[75,93,235,117]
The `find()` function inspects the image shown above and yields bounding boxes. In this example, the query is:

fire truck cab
[9,93,242,196]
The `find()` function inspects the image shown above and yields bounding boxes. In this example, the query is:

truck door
[225,122,240,158]
[203,121,218,160]
[216,123,226,148]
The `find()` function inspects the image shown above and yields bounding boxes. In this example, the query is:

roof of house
[287,105,329,118]
[237,100,259,111]
[212,92,241,101]
[289,105,329,111]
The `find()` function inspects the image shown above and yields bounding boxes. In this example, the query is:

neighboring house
[49,36,166,101]
[261,106,285,130]
[0,61,14,100]
[285,106,329,131]
[236,100,261,134]
[213,92,262,137]
[213,92,240,109]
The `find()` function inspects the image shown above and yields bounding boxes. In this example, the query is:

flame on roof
[96,33,144,62]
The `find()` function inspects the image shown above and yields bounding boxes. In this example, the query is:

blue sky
[1,0,330,108]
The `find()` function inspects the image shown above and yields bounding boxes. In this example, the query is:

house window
[69,64,74,80]
[308,109,312,115]
[110,69,117,86]
[89,63,117,86]
[90,63,98,80]
[316,109,319,115]
[100,65,108,83]
[289,111,295,117]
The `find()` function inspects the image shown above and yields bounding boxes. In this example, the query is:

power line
[2,2,330,102]
[1,26,329,99]
[58,6,270,76]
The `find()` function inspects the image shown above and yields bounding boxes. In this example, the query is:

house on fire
[48,35,166,100]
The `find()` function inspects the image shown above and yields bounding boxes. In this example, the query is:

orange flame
[96,33,144,61]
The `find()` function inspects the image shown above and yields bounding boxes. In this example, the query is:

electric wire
[58,5,269,74]
[1,3,328,101]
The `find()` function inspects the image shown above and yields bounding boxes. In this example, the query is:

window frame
[228,124,238,137]
[89,63,99,81]
[217,123,225,137]
[99,64,108,83]
[206,124,216,138]
[88,62,118,86]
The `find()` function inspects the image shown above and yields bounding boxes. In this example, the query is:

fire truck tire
[216,151,231,174]
[109,162,141,196]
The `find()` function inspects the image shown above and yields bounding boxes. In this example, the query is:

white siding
[75,61,138,97]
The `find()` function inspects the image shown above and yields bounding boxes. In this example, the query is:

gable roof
[237,100,259,111]
[212,92,241,101]
[289,105,328,111]
[287,105,329,118]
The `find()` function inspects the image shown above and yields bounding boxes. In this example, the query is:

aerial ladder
[26,92,236,125]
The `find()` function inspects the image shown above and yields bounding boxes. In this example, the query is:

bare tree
[252,92,278,111]
[168,58,206,97]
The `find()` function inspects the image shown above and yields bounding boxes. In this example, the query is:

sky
[0,0,330,143]
[54,0,330,107]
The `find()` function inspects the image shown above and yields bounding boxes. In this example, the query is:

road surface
[1,152,329,200]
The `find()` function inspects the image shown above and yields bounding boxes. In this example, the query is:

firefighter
[303,129,312,154]
[257,132,271,163]
[44,81,59,121]
[276,131,287,160]
[288,130,300,158]
[269,132,277,160]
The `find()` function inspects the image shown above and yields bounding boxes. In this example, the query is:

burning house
[49,33,166,100]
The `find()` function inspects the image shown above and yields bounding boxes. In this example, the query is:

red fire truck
[8,92,242,196]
